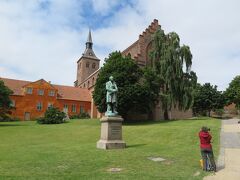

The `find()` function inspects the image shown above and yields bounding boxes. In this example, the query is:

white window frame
[63,104,68,113]
[80,106,84,113]
[48,90,55,97]
[37,102,43,111]
[72,104,76,113]
[38,89,44,96]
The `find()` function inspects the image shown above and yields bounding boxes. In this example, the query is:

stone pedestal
[97,116,126,149]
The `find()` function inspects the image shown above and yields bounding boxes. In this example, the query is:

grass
[0,117,221,180]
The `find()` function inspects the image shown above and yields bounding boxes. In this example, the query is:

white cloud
[0,0,240,90]
[90,0,121,15]
[0,0,85,85]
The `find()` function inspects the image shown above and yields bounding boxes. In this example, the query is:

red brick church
[1,19,192,120]
[75,19,192,120]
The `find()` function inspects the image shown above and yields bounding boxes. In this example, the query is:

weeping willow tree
[150,27,197,120]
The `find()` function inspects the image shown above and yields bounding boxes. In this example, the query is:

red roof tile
[0,77,29,96]
[53,84,91,102]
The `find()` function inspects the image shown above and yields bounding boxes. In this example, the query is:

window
[92,63,96,69]
[63,104,68,112]
[92,77,95,85]
[10,100,15,107]
[83,83,86,88]
[38,89,44,96]
[26,87,33,94]
[72,104,76,113]
[37,102,42,111]
[48,103,53,109]
[80,106,84,113]
[87,81,90,88]
[63,104,68,113]
[48,90,55,96]
[86,62,89,68]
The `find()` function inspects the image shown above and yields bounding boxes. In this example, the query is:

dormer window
[89,52,92,56]
[38,89,44,96]
[26,87,33,94]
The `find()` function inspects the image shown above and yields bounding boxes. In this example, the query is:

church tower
[75,30,100,87]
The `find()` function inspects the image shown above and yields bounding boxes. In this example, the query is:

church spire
[87,29,92,43]
[82,29,98,59]
[86,29,93,49]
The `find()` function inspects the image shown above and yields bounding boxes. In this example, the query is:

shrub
[79,112,90,119]
[0,114,20,122]
[37,107,66,124]
[69,112,90,119]
[69,114,79,119]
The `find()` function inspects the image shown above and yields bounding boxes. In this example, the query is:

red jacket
[199,131,212,149]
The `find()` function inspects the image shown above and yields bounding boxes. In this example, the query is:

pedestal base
[97,140,126,149]
[97,116,126,150]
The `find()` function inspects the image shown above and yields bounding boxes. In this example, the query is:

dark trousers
[201,148,216,171]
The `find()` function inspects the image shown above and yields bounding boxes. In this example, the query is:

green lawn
[0,118,221,180]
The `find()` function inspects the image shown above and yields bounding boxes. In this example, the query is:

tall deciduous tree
[224,75,240,109]
[93,52,155,119]
[0,80,13,120]
[150,27,197,119]
[193,83,225,116]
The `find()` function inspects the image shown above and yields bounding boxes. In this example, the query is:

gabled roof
[0,77,91,102]
[22,78,57,89]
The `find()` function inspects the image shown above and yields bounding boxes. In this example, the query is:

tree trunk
[208,110,211,117]
[164,109,169,120]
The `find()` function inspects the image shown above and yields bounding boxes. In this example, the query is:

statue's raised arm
[105,76,118,116]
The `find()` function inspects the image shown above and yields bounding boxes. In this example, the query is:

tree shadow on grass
[123,119,178,126]
[123,117,217,126]
[0,123,26,127]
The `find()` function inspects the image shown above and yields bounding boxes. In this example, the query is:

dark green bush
[69,112,90,119]
[0,114,20,122]
[37,107,66,124]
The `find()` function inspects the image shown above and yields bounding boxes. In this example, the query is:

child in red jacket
[199,126,216,171]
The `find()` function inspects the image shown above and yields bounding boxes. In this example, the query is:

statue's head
[109,76,114,81]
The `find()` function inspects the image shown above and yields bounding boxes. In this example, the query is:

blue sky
[0,0,240,91]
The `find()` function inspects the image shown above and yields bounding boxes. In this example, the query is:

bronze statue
[105,76,118,116]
